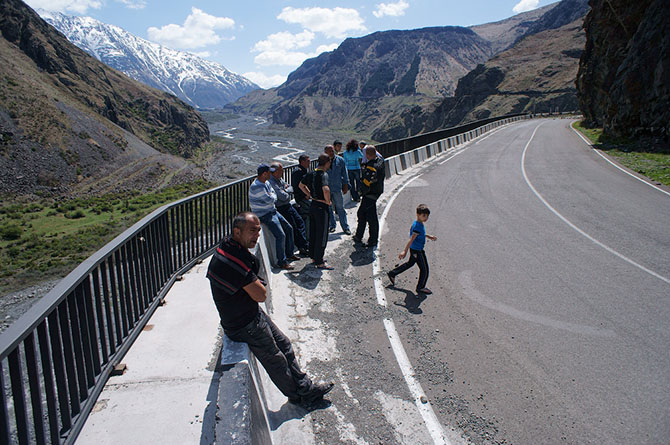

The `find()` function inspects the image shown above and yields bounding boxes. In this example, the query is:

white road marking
[570,125,670,198]
[372,127,502,445]
[383,318,450,445]
[522,124,670,285]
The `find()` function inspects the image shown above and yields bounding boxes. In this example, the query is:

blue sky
[25,0,559,88]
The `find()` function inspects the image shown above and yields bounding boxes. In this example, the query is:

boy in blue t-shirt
[387,204,437,294]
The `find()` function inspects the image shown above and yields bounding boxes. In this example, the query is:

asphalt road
[273,118,668,444]
[378,118,670,444]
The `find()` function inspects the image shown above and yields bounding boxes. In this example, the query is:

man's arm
[298,182,312,199]
[323,185,331,206]
[243,279,267,302]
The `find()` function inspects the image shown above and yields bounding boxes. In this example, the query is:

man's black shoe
[364,242,377,248]
[303,382,334,403]
[329,227,336,233]
[387,272,395,286]
[343,229,351,235]
[352,235,363,244]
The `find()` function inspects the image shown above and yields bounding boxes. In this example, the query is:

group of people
[206,138,438,409]
[247,139,386,271]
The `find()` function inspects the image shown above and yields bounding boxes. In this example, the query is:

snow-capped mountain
[39,10,259,109]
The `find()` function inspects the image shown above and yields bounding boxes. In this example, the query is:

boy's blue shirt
[410,220,426,250]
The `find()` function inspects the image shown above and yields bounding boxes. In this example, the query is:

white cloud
[513,0,540,14]
[277,7,366,39]
[252,30,315,53]
[252,31,337,68]
[253,50,314,67]
[147,8,234,50]
[116,0,147,10]
[242,72,287,89]
[373,1,409,18]
[25,0,101,14]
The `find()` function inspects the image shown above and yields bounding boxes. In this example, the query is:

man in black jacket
[291,154,311,238]
[353,145,385,248]
[207,212,334,405]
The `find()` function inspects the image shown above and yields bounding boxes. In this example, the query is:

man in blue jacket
[325,142,351,235]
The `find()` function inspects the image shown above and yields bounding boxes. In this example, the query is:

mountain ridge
[227,0,589,138]
[40,10,260,110]
[0,0,209,197]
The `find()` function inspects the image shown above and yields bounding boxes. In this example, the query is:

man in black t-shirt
[207,212,334,405]
[299,154,333,269]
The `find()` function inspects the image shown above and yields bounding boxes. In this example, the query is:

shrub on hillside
[0,224,23,240]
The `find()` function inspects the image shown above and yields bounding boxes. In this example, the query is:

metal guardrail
[0,113,529,444]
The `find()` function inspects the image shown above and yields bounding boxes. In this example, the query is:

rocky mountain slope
[40,11,259,110]
[374,17,586,140]
[576,0,669,140]
[228,0,589,138]
[0,0,209,197]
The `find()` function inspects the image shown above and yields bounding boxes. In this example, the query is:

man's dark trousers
[277,203,309,251]
[355,196,379,245]
[295,198,311,238]
[225,310,313,399]
[309,204,329,263]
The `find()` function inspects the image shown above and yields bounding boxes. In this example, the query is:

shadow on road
[283,264,324,290]
[392,288,427,314]
[268,399,332,430]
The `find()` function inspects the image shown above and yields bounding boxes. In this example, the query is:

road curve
[381,118,670,444]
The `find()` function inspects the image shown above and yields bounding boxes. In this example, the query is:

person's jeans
[258,210,294,266]
[348,169,361,201]
[355,196,379,245]
[328,188,349,231]
[225,310,313,399]
[277,204,308,250]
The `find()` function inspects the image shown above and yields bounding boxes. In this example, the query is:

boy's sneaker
[417,288,432,295]
[387,272,395,286]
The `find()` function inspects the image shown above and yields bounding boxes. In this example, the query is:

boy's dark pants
[388,249,429,291]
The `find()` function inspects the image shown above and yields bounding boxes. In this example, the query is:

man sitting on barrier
[249,163,297,270]
[269,162,309,256]
[207,211,334,406]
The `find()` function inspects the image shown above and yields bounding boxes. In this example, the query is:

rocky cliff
[0,0,210,196]
[576,0,669,140]
[374,17,586,141]
[230,0,589,138]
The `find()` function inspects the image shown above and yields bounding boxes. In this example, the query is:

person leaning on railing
[248,163,297,270]
[269,162,309,256]
[207,212,334,406]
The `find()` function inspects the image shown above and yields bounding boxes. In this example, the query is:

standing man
[325,142,351,235]
[269,162,309,255]
[291,154,311,238]
[299,154,333,270]
[249,163,297,270]
[353,145,386,248]
[207,212,334,405]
